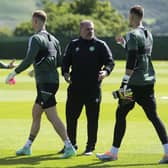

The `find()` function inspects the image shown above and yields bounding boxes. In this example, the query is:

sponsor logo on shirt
[89,46,95,52]
[75,47,80,52]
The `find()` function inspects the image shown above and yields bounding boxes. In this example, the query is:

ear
[35,18,38,24]
[133,14,139,22]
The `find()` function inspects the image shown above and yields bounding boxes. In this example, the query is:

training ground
[0,60,168,168]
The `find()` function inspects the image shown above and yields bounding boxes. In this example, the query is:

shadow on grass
[0,153,62,166]
[68,160,159,168]
[0,153,159,168]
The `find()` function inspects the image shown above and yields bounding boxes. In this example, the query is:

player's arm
[5,36,40,84]
[125,49,138,76]
[61,41,73,83]
[56,40,62,67]
[102,42,115,74]
[15,36,40,74]
[121,33,138,90]
[98,42,115,81]
[61,42,73,74]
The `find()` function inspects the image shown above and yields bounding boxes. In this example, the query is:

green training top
[126,26,155,86]
[15,30,62,84]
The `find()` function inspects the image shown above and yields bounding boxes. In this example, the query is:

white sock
[64,140,72,148]
[163,143,168,154]
[24,139,33,148]
[110,146,119,155]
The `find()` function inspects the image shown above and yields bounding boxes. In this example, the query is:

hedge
[0,36,167,60]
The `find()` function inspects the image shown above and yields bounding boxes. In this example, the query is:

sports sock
[24,134,36,148]
[110,146,119,155]
[64,140,72,148]
[163,143,168,154]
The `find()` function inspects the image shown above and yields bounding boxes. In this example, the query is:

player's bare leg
[45,106,76,158]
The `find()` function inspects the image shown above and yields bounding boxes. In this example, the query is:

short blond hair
[32,10,47,23]
[130,5,144,19]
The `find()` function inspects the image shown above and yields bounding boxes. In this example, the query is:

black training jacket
[62,37,115,90]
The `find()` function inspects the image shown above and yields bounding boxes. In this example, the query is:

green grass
[0,60,168,168]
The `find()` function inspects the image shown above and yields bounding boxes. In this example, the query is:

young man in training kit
[60,20,115,155]
[5,10,76,158]
[96,5,168,164]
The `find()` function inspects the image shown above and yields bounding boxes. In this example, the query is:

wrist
[10,70,17,77]
[122,74,130,84]
[12,70,17,75]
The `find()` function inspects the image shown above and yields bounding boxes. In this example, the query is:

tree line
[1,0,128,38]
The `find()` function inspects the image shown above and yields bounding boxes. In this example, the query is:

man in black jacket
[61,20,115,155]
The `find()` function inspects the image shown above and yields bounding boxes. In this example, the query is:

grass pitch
[0,60,168,168]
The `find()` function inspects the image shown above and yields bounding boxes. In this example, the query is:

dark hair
[130,5,144,18]
[32,10,47,23]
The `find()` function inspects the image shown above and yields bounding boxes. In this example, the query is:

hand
[63,72,71,84]
[8,59,16,69]
[28,70,34,77]
[5,70,17,84]
[115,36,126,48]
[98,70,108,81]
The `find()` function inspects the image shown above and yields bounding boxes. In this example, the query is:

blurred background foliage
[13,0,128,37]
[1,0,168,37]
[0,0,168,60]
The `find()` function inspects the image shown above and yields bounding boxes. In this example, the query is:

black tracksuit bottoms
[113,84,168,148]
[66,85,101,150]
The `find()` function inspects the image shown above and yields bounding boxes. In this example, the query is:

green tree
[70,0,97,15]
[13,0,128,37]
[0,27,12,38]
[14,22,33,36]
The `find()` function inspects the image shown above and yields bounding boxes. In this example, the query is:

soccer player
[96,5,168,164]
[60,20,115,155]
[5,10,76,158]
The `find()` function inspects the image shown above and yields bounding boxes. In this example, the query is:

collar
[79,36,95,42]
[36,29,47,34]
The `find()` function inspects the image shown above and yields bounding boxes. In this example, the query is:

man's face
[80,22,94,40]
